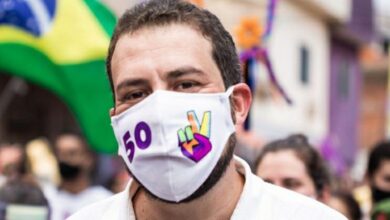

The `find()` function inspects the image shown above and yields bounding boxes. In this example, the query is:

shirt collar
[118,155,259,219]
[231,155,265,219]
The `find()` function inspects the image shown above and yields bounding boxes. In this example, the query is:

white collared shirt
[68,156,346,220]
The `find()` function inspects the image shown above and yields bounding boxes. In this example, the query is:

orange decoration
[188,0,204,8]
[235,16,263,49]
[359,45,381,64]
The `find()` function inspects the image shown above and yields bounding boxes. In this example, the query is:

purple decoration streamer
[240,48,292,105]
[263,0,277,40]
[320,135,346,177]
[239,47,259,62]
[261,49,292,105]
[239,0,293,105]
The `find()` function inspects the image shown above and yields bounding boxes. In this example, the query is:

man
[69,0,346,219]
[50,133,112,220]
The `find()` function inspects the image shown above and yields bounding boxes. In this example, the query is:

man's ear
[231,83,252,126]
[109,108,116,117]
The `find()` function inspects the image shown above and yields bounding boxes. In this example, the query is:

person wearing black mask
[49,133,112,220]
[367,141,390,205]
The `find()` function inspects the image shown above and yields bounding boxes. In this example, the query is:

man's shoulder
[246,174,347,219]
[83,185,113,198]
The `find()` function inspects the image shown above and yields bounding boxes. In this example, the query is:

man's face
[110,23,240,202]
[110,23,225,115]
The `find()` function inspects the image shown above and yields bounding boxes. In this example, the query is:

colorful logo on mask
[177,111,212,162]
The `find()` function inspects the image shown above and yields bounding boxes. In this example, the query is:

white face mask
[111,87,235,202]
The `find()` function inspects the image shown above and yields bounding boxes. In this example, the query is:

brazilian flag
[0,0,117,153]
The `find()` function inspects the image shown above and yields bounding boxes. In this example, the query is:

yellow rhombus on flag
[0,0,118,153]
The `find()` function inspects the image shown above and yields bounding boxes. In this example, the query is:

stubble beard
[132,133,237,204]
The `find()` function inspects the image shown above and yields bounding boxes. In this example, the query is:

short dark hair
[331,190,362,220]
[255,134,330,197]
[367,141,390,178]
[106,0,242,101]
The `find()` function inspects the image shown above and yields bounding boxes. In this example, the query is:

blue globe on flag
[0,0,56,36]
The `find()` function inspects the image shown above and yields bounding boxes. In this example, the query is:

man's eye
[176,81,199,91]
[123,91,146,101]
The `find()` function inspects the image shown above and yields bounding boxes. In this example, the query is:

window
[338,60,350,98]
[299,46,310,85]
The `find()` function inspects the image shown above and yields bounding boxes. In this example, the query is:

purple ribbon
[263,0,277,40]
[240,47,293,105]
[320,135,346,176]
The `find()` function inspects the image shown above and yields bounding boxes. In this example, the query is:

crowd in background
[235,133,390,220]
[0,131,388,219]
[0,133,130,219]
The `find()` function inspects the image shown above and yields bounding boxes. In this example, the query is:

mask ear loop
[225,86,235,97]
[224,86,237,123]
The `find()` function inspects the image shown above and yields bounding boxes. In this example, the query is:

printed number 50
[122,121,152,163]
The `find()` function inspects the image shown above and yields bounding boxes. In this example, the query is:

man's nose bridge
[151,76,169,92]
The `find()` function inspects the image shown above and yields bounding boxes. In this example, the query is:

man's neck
[133,159,245,220]
[60,175,90,194]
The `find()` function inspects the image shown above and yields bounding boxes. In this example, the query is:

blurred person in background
[234,125,264,171]
[107,166,131,194]
[49,133,112,220]
[105,156,131,194]
[354,141,390,219]
[0,142,27,185]
[255,134,331,203]
[327,190,362,220]
[367,142,390,205]
[26,138,61,203]
[371,198,390,220]
[26,138,60,186]
[0,176,49,220]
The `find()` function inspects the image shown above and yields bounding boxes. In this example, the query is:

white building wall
[249,0,330,143]
[294,0,352,22]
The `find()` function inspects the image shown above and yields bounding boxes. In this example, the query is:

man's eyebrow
[115,78,149,92]
[166,67,205,80]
